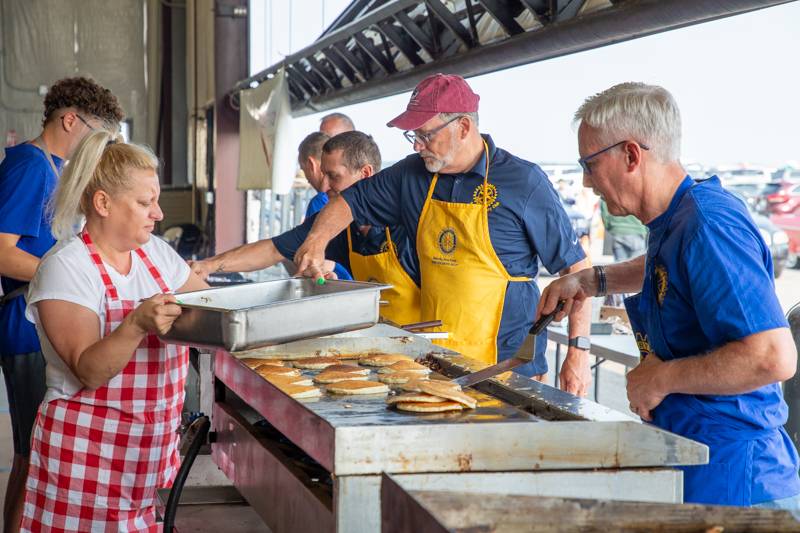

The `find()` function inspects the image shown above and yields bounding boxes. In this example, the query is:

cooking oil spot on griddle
[457,453,472,471]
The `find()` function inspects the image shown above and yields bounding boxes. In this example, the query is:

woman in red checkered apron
[20,131,208,532]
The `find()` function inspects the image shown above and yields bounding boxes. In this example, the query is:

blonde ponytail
[49,131,160,241]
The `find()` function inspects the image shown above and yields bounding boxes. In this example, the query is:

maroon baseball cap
[387,73,480,131]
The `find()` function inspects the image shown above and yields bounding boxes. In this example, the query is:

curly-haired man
[0,76,124,532]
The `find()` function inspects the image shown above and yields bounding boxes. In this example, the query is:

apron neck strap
[425,141,491,205]
[80,229,120,301]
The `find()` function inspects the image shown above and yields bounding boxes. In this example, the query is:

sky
[249,0,800,169]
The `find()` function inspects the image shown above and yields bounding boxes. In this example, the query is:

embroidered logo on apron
[472,182,500,211]
[654,264,668,306]
[438,228,457,255]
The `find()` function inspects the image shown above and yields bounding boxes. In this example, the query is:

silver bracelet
[594,265,607,297]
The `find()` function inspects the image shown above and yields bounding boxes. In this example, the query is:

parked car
[728,190,789,278]
[772,167,800,183]
[764,181,800,215]
[771,213,800,269]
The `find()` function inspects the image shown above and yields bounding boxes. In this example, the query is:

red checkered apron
[21,230,189,532]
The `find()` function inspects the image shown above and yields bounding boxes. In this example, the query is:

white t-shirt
[27,235,191,403]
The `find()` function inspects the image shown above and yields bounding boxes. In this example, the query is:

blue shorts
[1,351,46,455]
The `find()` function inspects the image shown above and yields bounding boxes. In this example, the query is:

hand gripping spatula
[451,301,565,388]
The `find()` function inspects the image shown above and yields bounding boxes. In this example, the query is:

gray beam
[425,0,476,49]
[393,11,436,58]
[324,46,360,85]
[354,33,396,74]
[289,0,793,116]
[376,21,425,65]
[478,0,526,35]
[233,0,419,92]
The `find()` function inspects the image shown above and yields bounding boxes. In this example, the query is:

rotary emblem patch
[438,228,457,255]
[472,183,500,211]
[654,264,668,306]
[379,239,390,253]
[635,332,654,358]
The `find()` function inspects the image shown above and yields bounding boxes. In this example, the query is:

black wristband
[594,265,607,297]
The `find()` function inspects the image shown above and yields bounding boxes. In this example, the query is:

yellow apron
[416,142,530,364]
[347,225,421,325]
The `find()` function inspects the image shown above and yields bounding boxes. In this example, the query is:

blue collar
[647,175,695,231]
[467,134,497,179]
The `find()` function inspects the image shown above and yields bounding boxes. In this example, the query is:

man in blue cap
[538,82,800,512]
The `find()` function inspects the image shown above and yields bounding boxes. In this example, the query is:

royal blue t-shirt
[341,135,584,374]
[305,190,329,218]
[0,144,62,356]
[273,212,417,283]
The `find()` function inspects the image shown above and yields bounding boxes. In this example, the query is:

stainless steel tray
[161,278,387,351]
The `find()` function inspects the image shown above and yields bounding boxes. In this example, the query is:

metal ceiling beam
[425,0,476,49]
[393,10,436,58]
[478,0,526,35]
[376,20,424,65]
[286,0,794,116]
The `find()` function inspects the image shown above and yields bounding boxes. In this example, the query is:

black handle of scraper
[530,300,565,336]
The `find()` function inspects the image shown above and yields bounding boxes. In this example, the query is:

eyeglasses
[61,112,96,132]
[578,140,649,174]
[403,115,462,145]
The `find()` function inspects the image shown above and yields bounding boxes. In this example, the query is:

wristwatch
[568,336,591,351]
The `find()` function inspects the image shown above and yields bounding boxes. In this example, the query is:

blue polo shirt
[341,134,584,374]
[637,175,799,504]
[0,144,62,356]
[272,213,418,283]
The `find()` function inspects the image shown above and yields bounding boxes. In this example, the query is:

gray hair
[320,112,355,131]
[573,82,681,163]
[439,111,479,127]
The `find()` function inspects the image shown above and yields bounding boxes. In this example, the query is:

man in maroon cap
[296,73,592,395]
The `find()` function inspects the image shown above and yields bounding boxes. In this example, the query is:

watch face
[571,337,591,350]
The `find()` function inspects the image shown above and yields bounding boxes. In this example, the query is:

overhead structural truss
[232,0,795,116]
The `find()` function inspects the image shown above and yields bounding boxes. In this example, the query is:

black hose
[163,415,210,532]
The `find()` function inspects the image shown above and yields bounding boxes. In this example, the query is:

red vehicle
[772,213,800,268]
[765,181,800,215]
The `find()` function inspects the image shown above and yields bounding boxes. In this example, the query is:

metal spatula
[452,301,565,388]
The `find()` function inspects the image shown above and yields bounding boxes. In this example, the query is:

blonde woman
[21,130,207,531]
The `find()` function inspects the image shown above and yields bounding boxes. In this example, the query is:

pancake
[239,357,285,368]
[377,360,431,375]
[325,380,389,395]
[395,401,463,413]
[323,364,370,376]
[233,347,308,360]
[255,365,301,378]
[359,354,413,367]
[418,381,478,409]
[397,378,432,392]
[386,393,442,405]
[378,371,427,385]
[292,357,340,370]
[333,353,363,360]
[314,371,369,384]
[276,384,323,399]
[265,374,313,387]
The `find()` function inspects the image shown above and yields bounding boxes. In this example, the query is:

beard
[420,132,459,173]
